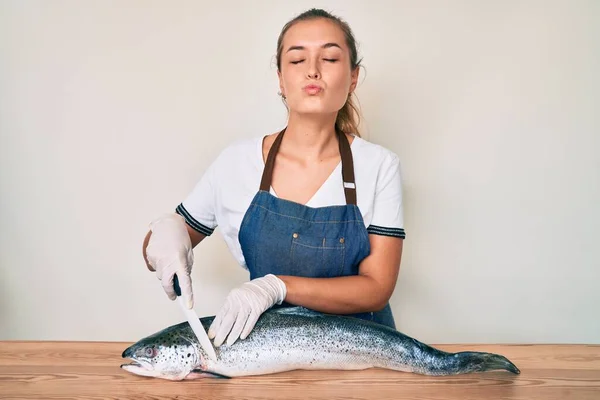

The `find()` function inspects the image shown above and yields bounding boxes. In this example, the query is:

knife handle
[173,274,182,297]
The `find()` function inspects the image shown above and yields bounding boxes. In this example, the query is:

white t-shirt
[176,134,405,269]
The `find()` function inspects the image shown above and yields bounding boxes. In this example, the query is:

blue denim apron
[238,127,396,329]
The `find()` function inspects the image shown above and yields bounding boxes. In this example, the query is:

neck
[281,111,339,160]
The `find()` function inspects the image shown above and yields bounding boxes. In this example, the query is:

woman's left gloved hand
[208,274,287,347]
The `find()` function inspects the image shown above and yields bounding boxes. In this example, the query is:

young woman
[143,8,406,348]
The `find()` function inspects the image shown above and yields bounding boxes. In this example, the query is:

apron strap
[337,128,357,206]
[259,127,286,193]
[259,127,357,205]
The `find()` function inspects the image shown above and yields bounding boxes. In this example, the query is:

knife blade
[172,274,218,361]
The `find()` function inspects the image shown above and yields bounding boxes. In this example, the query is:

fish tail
[425,351,521,375]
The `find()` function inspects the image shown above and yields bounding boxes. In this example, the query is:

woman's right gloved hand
[145,213,195,309]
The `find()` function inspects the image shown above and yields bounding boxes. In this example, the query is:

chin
[293,104,339,116]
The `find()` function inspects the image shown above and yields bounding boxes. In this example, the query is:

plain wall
[1,0,598,344]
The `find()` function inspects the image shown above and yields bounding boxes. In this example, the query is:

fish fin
[186,369,231,379]
[480,353,521,374]
[443,351,521,375]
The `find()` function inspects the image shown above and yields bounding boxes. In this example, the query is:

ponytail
[335,92,362,137]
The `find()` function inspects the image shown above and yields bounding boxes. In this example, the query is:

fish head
[121,325,201,380]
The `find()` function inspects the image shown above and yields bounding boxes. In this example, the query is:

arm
[278,234,403,314]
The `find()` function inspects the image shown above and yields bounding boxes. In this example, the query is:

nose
[307,59,320,80]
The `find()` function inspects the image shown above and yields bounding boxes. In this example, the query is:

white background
[1,0,598,344]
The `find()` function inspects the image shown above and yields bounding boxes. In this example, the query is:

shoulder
[207,135,264,175]
[215,135,262,162]
[350,135,402,178]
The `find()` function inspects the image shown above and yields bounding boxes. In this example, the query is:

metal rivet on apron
[293,233,298,238]
[339,238,345,243]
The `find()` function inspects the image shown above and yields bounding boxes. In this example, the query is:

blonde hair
[275,8,364,137]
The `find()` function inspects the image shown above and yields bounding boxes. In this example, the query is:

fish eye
[145,347,157,358]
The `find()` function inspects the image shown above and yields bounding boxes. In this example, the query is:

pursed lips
[303,84,323,94]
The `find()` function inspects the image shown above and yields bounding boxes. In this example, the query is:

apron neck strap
[259,127,357,205]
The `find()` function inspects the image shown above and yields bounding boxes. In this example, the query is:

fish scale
[121,306,520,380]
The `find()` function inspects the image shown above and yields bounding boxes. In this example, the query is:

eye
[290,58,338,64]
[145,347,157,358]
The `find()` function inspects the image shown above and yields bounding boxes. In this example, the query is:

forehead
[283,18,346,50]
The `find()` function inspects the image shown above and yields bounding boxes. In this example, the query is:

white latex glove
[145,213,195,308]
[208,274,287,347]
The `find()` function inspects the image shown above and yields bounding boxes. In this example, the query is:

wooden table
[0,341,598,399]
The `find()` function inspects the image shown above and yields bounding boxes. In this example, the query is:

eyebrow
[285,42,342,53]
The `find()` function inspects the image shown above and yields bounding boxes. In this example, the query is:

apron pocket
[289,233,346,278]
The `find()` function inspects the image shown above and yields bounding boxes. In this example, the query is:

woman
[143,8,406,348]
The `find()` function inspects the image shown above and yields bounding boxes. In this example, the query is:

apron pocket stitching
[293,243,343,250]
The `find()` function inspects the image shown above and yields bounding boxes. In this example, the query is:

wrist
[265,274,287,304]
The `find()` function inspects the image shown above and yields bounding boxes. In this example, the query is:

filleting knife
[172,274,217,361]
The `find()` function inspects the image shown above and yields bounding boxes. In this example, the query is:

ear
[349,66,359,94]
[277,69,285,97]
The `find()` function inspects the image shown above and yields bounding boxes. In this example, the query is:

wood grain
[0,341,599,399]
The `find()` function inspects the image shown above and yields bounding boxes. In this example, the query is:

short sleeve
[175,161,218,237]
[367,153,406,239]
